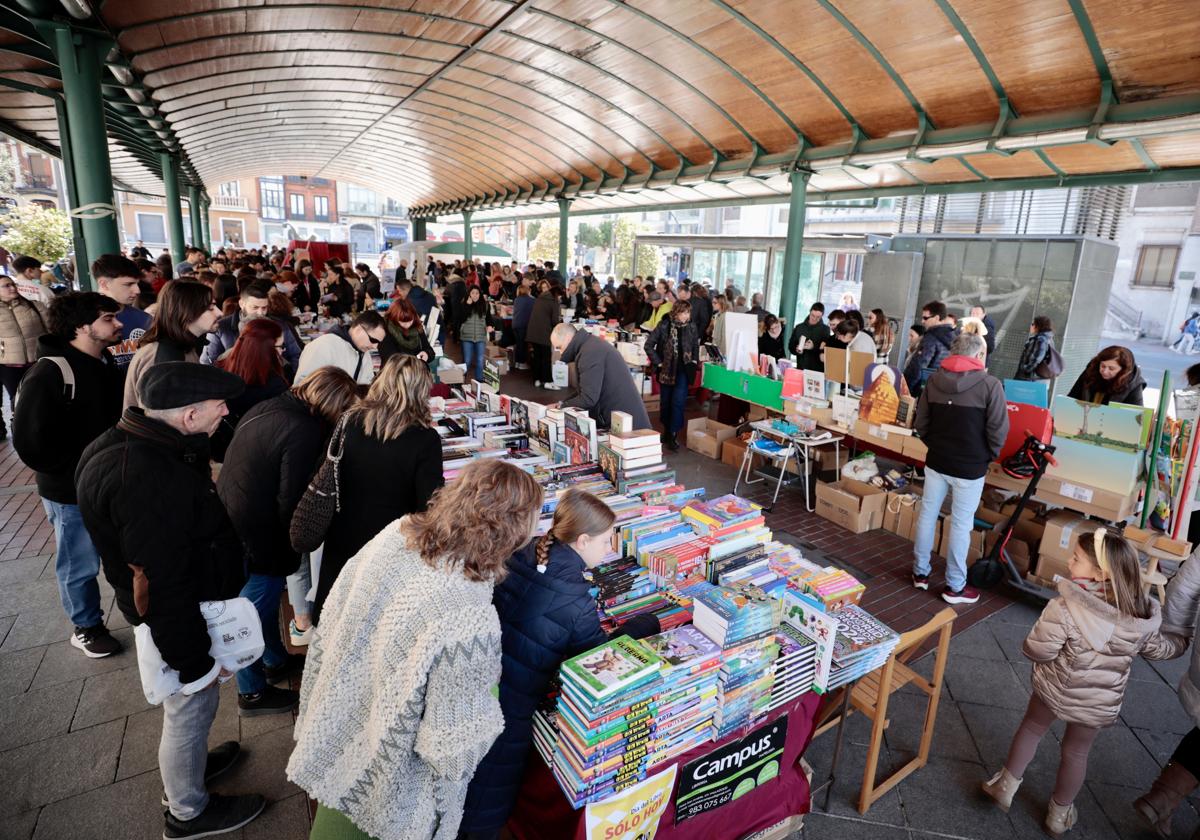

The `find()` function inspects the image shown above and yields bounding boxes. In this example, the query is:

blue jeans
[285,553,312,623]
[42,499,104,629]
[161,681,219,821]
[462,340,485,381]
[913,466,986,593]
[235,573,287,695]
[660,376,690,435]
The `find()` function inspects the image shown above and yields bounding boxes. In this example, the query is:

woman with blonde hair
[870,308,895,362]
[461,489,659,836]
[289,459,544,840]
[307,354,444,623]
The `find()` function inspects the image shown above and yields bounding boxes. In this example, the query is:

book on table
[560,636,665,703]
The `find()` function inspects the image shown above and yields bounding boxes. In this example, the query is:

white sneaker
[544,383,562,391]
[289,619,312,647]
[515,363,529,370]
[534,380,542,388]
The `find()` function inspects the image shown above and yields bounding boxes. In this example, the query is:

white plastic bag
[842,454,879,483]
[552,360,569,388]
[134,597,265,705]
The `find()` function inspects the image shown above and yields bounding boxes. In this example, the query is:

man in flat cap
[75,362,266,839]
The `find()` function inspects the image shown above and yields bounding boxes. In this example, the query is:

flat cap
[138,362,244,410]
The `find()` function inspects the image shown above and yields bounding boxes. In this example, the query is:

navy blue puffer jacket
[460,540,659,832]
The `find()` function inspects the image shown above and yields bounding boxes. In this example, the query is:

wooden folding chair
[817,606,956,813]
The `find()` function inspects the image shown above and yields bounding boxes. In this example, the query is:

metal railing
[211,195,248,211]
[897,186,1129,240]
[1106,295,1143,334]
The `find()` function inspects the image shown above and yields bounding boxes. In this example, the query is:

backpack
[13,357,75,431]
[1035,341,1064,379]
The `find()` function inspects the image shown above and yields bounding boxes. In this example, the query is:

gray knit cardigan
[287,520,505,840]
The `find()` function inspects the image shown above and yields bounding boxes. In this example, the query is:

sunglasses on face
[366,333,382,345]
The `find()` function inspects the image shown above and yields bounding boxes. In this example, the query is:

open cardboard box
[722,434,749,469]
[985,463,1139,522]
[815,477,886,534]
[687,417,737,459]
[882,489,923,542]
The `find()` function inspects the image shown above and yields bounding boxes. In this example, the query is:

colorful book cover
[561,636,664,702]
[859,363,904,425]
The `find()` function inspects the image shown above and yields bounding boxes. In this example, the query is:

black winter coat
[217,393,330,577]
[1067,365,1147,406]
[75,409,246,683]
[13,335,124,504]
[460,541,659,832]
[311,417,444,623]
[526,292,562,346]
[293,275,322,313]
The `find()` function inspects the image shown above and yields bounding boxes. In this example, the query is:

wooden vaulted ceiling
[0,0,1199,217]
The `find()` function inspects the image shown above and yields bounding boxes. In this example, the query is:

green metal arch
[930,0,1011,114]
[496,30,715,163]
[528,9,758,154]
[593,0,807,149]
[151,67,426,102]
[157,78,420,114]
[115,3,490,36]
[140,47,443,87]
[133,28,464,65]
[814,0,934,131]
[1066,0,1115,88]
[426,76,631,176]
[707,0,865,142]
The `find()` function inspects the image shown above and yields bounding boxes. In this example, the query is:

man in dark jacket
[395,278,435,319]
[911,333,1008,606]
[550,324,652,430]
[543,259,565,287]
[13,292,124,658]
[75,362,265,839]
[788,302,830,371]
[200,282,300,372]
[903,300,957,395]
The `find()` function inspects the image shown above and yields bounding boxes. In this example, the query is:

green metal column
[412,217,427,242]
[52,95,90,290]
[462,210,473,263]
[557,197,571,276]
[200,195,211,253]
[777,169,811,330]
[160,154,186,267]
[46,23,120,275]
[188,186,204,250]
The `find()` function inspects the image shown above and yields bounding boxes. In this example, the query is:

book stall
[699,342,1197,595]
[430,381,903,840]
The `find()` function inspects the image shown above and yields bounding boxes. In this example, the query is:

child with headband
[981,527,1178,837]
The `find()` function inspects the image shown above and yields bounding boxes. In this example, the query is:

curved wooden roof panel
[0,0,1196,214]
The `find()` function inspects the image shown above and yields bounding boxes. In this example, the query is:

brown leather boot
[1134,761,1200,838]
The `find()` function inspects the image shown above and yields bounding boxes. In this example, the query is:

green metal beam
[557,197,570,278]
[1034,148,1067,178]
[955,155,992,181]
[595,0,808,149]
[187,185,204,249]
[931,0,1012,112]
[134,29,463,65]
[497,30,713,164]
[160,153,186,266]
[0,115,60,158]
[140,47,441,87]
[52,96,89,290]
[1129,138,1160,171]
[463,210,473,263]
[528,8,757,154]
[117,4,489,36]
[1066,0,1115,88]
[708,0,865,142]
[199,194,211,252]
[778,169,810,330]
[815,0,933,130]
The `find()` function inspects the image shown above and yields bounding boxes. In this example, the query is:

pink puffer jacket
[1024,578,1174,727]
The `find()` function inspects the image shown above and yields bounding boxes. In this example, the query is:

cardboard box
[1040,510,1090,564]
[438,365,464,385]
[747,404,770,422]
[485,343,505,359]
[492,358,510,376]
[814,478,886,534]
[1034,552,1072,583]
[687,417,737,459]
[985,463,1138,522]
[741,816,804,840]
[902,435,928,462]
[723,435,749,469]
[853,419,906,454]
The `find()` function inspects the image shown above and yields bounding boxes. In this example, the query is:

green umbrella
[426,241,511,258]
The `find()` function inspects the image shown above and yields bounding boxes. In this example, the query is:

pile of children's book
[826,604,901,692]
[552,636,665,807]
[767,622,818,711]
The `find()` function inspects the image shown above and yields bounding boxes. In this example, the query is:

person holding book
[549,323,651,431]
[982,529,1177,837]
[787,302,829,371]
[459,489,660,839]
[645,301,700,452]
[288,459,545,840]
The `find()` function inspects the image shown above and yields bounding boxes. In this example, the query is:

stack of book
[789,567,866,611]
[691,585,782,737]
[826,605,900,692]
[588,558,692,633]
[553,637,666,807]
[639,626,723,765]
[767,622,818,711]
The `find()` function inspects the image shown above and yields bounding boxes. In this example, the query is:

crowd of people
[1,241,1196,840]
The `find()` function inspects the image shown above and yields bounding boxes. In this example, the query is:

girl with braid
[458,490,661,839]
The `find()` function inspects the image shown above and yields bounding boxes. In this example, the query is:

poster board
[823,347,874,386]
[723,313,759,374]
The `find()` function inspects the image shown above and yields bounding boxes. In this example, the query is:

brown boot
[1134,761,1200,838]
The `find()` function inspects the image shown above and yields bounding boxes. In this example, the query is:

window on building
[314,195,329,219]
[1133,244,1180,289]
[137,212,166,245]
[289,193,305,217]
[218,181,240,197]
[260,178,284,220]
[347,185,377,216]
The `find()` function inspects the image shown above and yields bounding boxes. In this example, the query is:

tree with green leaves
[0,146,16,201]
[524,220,541,243]
[0,203,71,264]
[528,221,559,264]
[611,216,659,280]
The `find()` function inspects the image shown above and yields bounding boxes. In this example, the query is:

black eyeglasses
[366,333,382,345]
